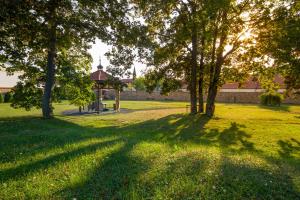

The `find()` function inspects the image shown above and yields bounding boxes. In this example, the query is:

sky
[88,39,146,77]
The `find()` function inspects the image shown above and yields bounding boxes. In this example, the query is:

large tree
[0,0,131,118]
[134,0,210,114]
[204,0,255,116]
[134,0,256,116]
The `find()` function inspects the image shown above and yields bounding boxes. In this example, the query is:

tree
[0,94,3,103]
[1,0,131,118]
[255,0,300,95]
[204,0,257,116]
[105,45,136,111]
[64,72,94,113]
[134,0,256,116]
[134,0,207,114]
[11,82,43,110]
[133,77,146,91]
[107,77,127,112]
[4,92,14,103]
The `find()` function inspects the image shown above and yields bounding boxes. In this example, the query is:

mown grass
[0,101,300,199]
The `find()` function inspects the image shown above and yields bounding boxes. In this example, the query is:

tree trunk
[198,35,205,113]
[198,71,204,112]
[79,106,82,113]
[205,81,217,117]
[206,25,218,115]
[190,22,198,114]
[206,15,227,117]
[115,89,120,112]
[206,57,223,117]
[42,18,56,119]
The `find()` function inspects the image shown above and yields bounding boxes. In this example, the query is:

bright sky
[88,38,146,76]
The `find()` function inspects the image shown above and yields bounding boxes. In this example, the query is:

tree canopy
[255,0,300,95]
[133,0,259,116]
[1,0,132,118]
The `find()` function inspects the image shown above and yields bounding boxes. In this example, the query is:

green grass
[0,101,300,199]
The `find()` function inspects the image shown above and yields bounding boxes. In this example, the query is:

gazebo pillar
[96,82,105,114]
[97,84,100,114]
[100,88,103,103]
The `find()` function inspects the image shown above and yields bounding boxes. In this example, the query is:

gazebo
[90,62,122,113]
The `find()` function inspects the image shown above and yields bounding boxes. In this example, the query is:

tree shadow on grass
[258,105,290,112]
[278,138,300,159]
[0,114,299,199]
[142,114,255,153]
[216,156,299,199]
[0,116,120,164]
[0,138,123,183]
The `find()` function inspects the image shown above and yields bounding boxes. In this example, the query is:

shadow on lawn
[278,138,300,159]
[258,105,290,112]
[0,116,117,164]
[0,114,299,199]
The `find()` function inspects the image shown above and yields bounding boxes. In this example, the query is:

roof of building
[221,75,286,89]
[90,70,111,81]
[122,78,133,84]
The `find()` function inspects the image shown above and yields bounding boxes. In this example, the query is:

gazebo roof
[90,69,111,81]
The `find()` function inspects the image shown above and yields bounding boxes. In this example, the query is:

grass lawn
[0,101,300,199]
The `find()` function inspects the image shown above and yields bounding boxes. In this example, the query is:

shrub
[0,93,3,103]
[4,92,13,103]
[260,92,283,106]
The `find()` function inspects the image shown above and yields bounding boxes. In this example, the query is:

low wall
[216,92,300,104]
[104,90,300,104]
[105,90,190,101]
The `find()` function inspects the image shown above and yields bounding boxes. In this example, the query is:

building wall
[105,90,300,104]
[0,87,11,94]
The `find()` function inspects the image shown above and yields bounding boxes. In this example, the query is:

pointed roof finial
[97,56,103,70]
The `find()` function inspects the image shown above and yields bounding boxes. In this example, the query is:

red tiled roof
[221,75,286,89]
[90,70,110,81]
[122,79,133,84]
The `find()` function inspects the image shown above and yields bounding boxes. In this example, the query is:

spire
[97,56,103,70]
[133,67,137,80]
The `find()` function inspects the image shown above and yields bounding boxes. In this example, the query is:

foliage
[105,46,135,80]
[0,0,132,118]
[0,93,3,103]
[260,92,283,106]
[255,0,300,94]
[134,0,259,115]
[63,72,95,110]
[4,92,13,103]
[255,67,281,94]
[133,77,146,91]
[11,82,43,111]
[106,77,127,91]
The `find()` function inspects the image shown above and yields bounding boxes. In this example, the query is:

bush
[4,92,13,103]
[260,92,283,106]
[0,93,3,103]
